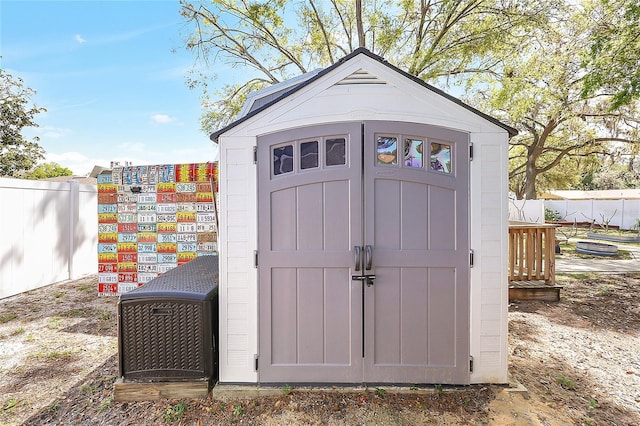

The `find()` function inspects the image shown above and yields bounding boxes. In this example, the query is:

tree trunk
[356,0,365,47]
[524,158,538,199]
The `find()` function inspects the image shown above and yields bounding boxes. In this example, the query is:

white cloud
[29,125,71,140]
[45,152,108,176]
[117,141,146,152]
[151,114,174,124]
[74,34,86,44]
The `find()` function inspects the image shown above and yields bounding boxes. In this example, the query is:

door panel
[363,121,469,384]
[258,121,469,384]
[258,123,363,383]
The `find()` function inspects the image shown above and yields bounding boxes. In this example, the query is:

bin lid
[120,255,219,301]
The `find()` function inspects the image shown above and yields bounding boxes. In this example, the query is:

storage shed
[211,48,516,385]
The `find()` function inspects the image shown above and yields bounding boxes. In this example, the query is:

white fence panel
[0,178,97,299]
[509,199,544,223]
[545,199,640,230]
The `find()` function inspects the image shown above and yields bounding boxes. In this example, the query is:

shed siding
[218,138,258,383]
[470,135,509,383]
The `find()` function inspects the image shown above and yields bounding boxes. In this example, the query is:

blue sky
[1,0,218,176]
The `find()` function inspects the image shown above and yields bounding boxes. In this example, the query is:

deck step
[509,281,562,302]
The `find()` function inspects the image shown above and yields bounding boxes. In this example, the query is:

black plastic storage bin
[118,255,219,382]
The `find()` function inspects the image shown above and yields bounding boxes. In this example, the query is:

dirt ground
[1,272,639,425]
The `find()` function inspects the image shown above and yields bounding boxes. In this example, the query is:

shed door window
[430,142,451,174]
[273,144,294,175]
[301,141,318,169]
[404,138,423,168]
[272,137,347,177]
[326,138,346,166]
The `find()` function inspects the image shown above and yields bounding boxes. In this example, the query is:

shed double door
[257,121,469,384]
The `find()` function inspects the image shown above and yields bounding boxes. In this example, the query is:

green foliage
[163,402,187,422]
[545,208,562,222]
[21,162,73,180]
[469,3,640,198]
[582,0,640,108]
[0,67,46,176]
[232,404,244,416]
[281,384,293,395]
[181,0,553,132]
[0,313,17,323]
[97,396,113,414]
[556,374,575,390]
[374,387,386,397]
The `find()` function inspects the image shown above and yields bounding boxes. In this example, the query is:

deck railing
[508,221,557,285]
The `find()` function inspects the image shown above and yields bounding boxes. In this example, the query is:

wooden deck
[508,221,561,301]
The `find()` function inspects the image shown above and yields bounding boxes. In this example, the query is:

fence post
[68,181,80,280]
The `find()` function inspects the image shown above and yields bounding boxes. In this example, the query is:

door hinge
[469,143,474,161]
[254,354,259,371]
[469,355,474,373]
[253,250,258,268]
[469,249,474,267]
[253,146,257,164]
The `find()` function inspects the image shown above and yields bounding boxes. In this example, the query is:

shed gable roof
[210,48,517,141]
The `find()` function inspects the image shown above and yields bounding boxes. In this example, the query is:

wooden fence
[508,221,556,285]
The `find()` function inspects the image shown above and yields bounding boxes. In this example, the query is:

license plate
[178,252,197,263]
[118,253,138,263]
[177,211,196,222]
[158,254,177,264]
[97,174,112,184]
[137,232,157,243]
[98,224,117,233]
[157,222,177,233]
[157,193,177,203]
[137,212,157,223]
[118,233,138,243]
[137,223,157,232]
[118,262,137,272]
[118,272,137,283]
[178,223,197,233]
[117,283,138,294]
[157,214,176,223]
[178,242,197,252]
[197,213,216,223]
[158,233,177,243]
[138,264,158,273]
[196,193,213,203]
[98,233,118,243]
[138,272,157,283]
[177,233,197,243]
[157,204,177,214]
[98,273,118,284]
[176,182,196,192]
[117,203,137,213]
[137,243,157,253]
[198,242,217,252]
[138,253,157,263]
[177,202,196,212]
[98,243,117,253]
[196,203,214,212]
[118,213,137,223]
[137,194,156,204]
[98,204,117,214]
[177,192,197,202]
[197,223,216,233]
[137,203,156,212]
[157,263,177,274]
[98,263,118,273]
[98,213,118,223]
